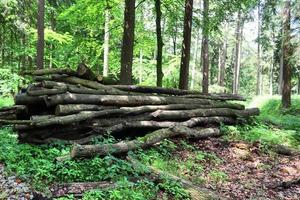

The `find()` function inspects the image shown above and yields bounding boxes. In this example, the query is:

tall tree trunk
[120,0,136,85]
[139,50,143,84]
[298,72,300,95]
[278,29,284,95]
[201,0,209,94]
[191,30,200,90]
[218,23,228,88]
[103,9,110,77]
[172,21,178,55]
[256,2,262,95]
[269,50,274,95]
[155,0,163,87]
[36,0,45,69]
[232,10,242,95]
[281,0,291,108]
[179,0,194,90]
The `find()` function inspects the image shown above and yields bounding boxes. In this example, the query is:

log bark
[111,85,204,95]
[43,93,214,107]
[23,68,76,76]
[151,107,259,120]
[27,87,67,96]
[70,126,220,158]
[77,63,97,81]
[120,103,244,115]
[55,104,115,115]
[51,75,126,94]
[14,94,46,105]
[84,117,235,143]
[32,109,126,127]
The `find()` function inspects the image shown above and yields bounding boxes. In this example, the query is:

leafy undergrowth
[0,128,191,200]
[0,96,14,108]
[0,95,300,199]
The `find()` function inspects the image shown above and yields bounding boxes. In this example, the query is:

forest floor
[0,95,299,200]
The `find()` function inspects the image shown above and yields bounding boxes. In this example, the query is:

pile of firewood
[0,65,259,158]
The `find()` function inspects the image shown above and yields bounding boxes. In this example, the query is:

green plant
[158,178,191,200]
[208,170,229,183]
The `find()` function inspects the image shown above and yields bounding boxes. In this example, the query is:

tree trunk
[233,10,242,95]
[256,2,262,95]
[103,9,110,77]
[179,0,193,90]
[43,93,215,107]
[36,0,45,69]
[70,126,220,158]
[139,50,143,84]
[191,29,199,90]
[201,0,209,94]
[281,0,291,108]
[218,23,228,87]
[155,0,164,87]
[151,107,259,120]
[120,0,136,85]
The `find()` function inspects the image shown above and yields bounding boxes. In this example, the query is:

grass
[224,95,300,149]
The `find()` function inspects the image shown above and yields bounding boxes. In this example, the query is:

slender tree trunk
[256,2,262,95]
[172,22,178,55]
[201,0,209,94]
[0,24,4,66]
[103,9,110,77]
[281,0,291,108]
[297,72,300,95]
[155,0,163,87]
[120,0,136,85]
[191,30,200,90]
[179,0,194,90]
[36,0,45,69]
[232,10,242,94]
[217,44,222,84]
[269,51,274,95]
[237,23,244,92]
[218,23,228,87]
[139,50,143,84]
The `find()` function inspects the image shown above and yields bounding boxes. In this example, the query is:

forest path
[0,163,34,200]
[174,137,300,200]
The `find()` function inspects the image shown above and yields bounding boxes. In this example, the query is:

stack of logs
[0,65,259,158]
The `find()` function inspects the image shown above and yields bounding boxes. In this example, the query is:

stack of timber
[0,65,259,158]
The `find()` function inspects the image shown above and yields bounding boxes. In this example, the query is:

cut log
[56,103,243,116]
[127,156,222,200]
[33,76,53,81]
[32,109,126,127]
[14,94,46,105]
[50,75,125,95]
[92,117,235,135]
[43,93,214,107]
[27,87,67,96]
[0,119,32,125]
[111,85,245,101]
[120,103,244,115]
[55,104,115,115]
[23,68,76,76]
[76,63,97,81]
[70,126,220,158]
[151,108,260,120]
[111,85,206,95]
[30,115,55,121]
[0,105,27,120]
